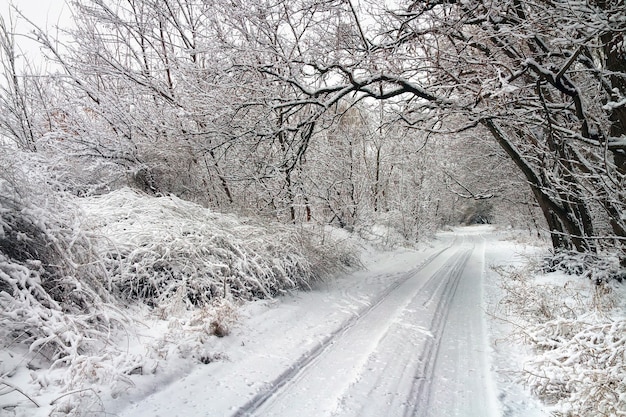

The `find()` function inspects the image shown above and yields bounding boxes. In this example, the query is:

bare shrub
[494,263,625,416]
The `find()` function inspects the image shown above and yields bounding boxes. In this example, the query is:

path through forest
[111,226,543,417]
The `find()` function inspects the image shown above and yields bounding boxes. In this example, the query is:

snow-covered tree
[220,0,625,258]
[0,13,44,151]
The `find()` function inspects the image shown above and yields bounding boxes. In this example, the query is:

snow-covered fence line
[80,188,354,308]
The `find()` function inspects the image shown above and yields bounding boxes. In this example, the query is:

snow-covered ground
[83,225,547,417]
[481,231,548,417]
[14,223,612,416]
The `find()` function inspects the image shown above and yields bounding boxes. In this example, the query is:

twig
[0,378,40,408]
[50,387,100,405]
[484,310,534,341]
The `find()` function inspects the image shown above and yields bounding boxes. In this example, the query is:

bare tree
[12,0,609,251]
[222,0,625,257]
[0,12,39,151]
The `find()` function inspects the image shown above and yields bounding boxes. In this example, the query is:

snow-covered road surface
[112,227,534,417]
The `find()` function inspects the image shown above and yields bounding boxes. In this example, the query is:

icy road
[114,227,539,417]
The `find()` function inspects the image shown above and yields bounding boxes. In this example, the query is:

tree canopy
[1,0,624,258]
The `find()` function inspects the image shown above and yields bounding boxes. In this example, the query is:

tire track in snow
[231,245,455,417]
[333,246,475,417]
[404,248,473,417]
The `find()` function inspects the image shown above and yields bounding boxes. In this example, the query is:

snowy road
[114,228,503,417]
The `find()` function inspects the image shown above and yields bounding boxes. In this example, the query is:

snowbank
[1,171,358,416]
[80,188,328,305]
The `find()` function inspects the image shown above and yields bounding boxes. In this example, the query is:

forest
[1,0,624,254]
[0,0,625,416]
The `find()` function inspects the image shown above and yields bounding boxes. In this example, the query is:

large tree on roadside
[412,0,626,255]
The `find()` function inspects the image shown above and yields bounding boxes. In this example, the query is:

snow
[481,235,548,417]
[13,224,618,417]
[603,98,626,112]
[95,226,547,417]
[107,244,450,417]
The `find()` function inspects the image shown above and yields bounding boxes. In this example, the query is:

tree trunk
[482,118,594,252]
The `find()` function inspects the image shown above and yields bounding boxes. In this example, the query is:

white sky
[1,0,72,68]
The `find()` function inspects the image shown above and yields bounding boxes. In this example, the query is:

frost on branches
[0,154,356,415]
[0,159,135,415]
[0,166,119,367]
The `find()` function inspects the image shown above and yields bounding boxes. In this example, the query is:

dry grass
[493,261,625,416]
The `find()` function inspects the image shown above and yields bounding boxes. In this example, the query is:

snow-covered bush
[0,151,141,416]
[298,224,363,278]
[0,154,118,365]
[1,151,361,415]
[495,262,626,416]
[354,210,427,249]
[525,316,625,416]
[543,250,625,284]
[79,188,349,308]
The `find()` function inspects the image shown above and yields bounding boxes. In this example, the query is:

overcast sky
[1,0,71,66]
